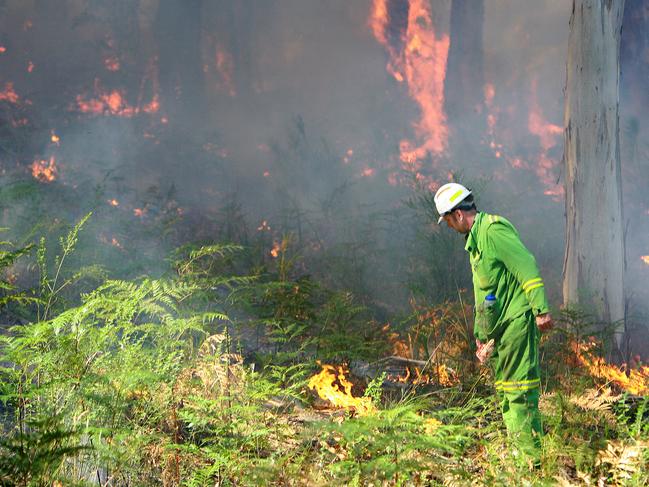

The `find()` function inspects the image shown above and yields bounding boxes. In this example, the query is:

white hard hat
[434,183,472,223]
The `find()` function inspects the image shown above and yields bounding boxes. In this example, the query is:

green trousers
[489,310,542,465]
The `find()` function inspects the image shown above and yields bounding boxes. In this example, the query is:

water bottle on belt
[477,294,496,363]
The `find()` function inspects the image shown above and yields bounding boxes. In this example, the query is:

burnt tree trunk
[563,0,626,353]
[444,0,486,166]
[155,0,206,123]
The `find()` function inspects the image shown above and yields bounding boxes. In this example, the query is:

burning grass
[572,339,649,396]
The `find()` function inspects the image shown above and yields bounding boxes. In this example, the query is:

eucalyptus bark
[563,0,626,352]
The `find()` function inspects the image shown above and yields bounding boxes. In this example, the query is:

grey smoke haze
[0,0,648,337]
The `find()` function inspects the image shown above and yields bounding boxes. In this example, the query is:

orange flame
[215,45,236,96]
[108,199,119,207]
[0,82,19,103]
[528,78,563,199]
[133,208,146,217]
[50,131,60,145]
[31,157,58,182]
[573,340,649,396]
[370,0,450,165]
[104,56,120,72]
[0,46,6,54]
[308,364,375,415]
[270,241,281,258]
[76,59,160,117]
[641,256,649,265]
[383,324,460,387]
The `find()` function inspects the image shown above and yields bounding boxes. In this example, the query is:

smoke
[0,0,648,341]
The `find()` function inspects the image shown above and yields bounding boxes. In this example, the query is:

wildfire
[104,56,120,72]
[641,256,649,265]
[133,208,146,217]
[308,364,375,415]
[108,199,119,207]
[50,131,60,145]
[215,45,236,97]
[270,241,281,258]
[573,340,649,396]
[370,0,450,164]
[528,78,563,199]
[0,82,19,103]
[383,324,460,387]
[75,61,160,117]
[0,46,6,54]
[31,157,58,183]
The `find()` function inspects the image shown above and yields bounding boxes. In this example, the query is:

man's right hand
[536,313,553,332]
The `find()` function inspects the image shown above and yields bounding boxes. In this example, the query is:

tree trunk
[155,0,206,122]
[563,0,626,354]
[444,0,486,164]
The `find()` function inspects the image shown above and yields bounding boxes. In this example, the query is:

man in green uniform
[434,182,553,466]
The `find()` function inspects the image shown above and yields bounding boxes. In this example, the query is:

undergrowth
[0,217,646,486]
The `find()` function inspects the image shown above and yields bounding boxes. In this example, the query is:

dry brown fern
[596,439,649,485]
[569,387,621,422]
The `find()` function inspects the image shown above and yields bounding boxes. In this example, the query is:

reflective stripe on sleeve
[522,277,543,292]
[525,283,544,293]
[488,214,500,224]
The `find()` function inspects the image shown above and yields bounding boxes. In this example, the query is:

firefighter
[434,182,553,467]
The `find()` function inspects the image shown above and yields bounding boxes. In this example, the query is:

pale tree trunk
[563,0,626,354]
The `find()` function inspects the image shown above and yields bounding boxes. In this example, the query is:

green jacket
[466,212,549,341]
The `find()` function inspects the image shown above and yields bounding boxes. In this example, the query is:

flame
[104,56,120,72]
[573,340,649,396]
[308,364,375,415]
[27,61,35,73]
[31,157,58,182]
[111,237,122,249]
[75,59,160,117]
[0,82,19,103]
[528,78,563,199]
[370,0,450,165]
[215,45,236,96]
[382,324,459,387]
[108,199,119,207]
[50,131,60,145]
[0,46,6,54]
[360,167,375,178]
[133,208,146,217]
[270,241,281,258]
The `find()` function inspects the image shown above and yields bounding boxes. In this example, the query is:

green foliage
[311,399,473,485]
[0,231,36,311]
[0,415,88,487]
[0,215,646,486]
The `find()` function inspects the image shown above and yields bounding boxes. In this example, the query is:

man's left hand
[536,313,553,332]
